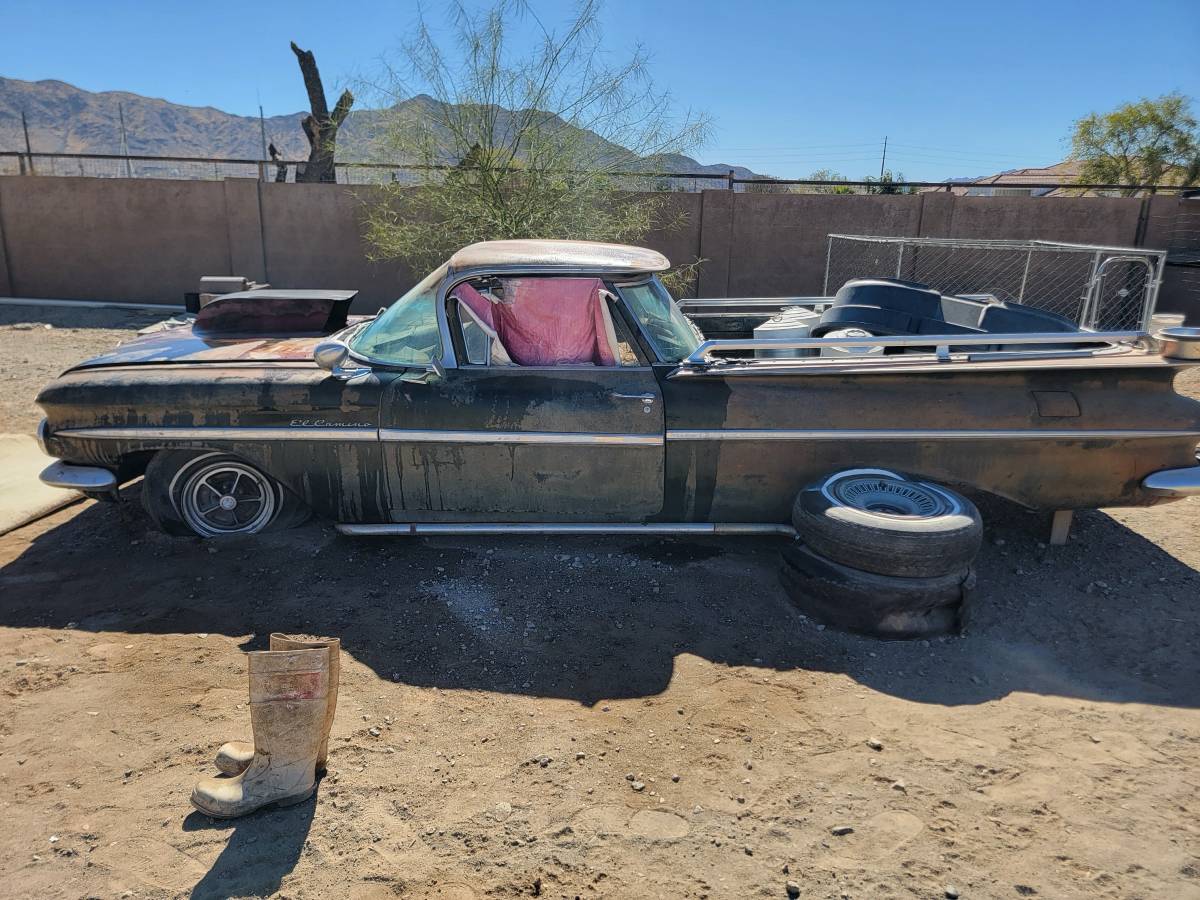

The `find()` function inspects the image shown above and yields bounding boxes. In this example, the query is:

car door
[378,282,665,522]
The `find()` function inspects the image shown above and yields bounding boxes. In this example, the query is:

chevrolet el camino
[35,239,1200,540]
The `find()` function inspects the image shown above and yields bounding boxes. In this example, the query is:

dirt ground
[1,306,1198,900]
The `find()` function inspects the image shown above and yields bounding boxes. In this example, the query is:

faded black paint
[33,311,1200,526]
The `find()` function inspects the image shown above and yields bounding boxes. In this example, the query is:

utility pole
[258,104,270,183]
[118,102,133,178]
[259,104,269,165]
[20,110,34,175]
[879,135,888,182]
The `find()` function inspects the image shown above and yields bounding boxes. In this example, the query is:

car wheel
[791,468,982,578]
[779,541,973,639]
[142,451,304,538]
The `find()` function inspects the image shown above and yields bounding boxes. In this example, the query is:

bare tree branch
[289,41,355,183]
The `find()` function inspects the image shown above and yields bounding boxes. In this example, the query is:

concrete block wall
[0,175,1194,321]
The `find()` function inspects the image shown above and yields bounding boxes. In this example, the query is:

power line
[888,142,1037,159]
[707,141,880,151]
[709,142,1042,165]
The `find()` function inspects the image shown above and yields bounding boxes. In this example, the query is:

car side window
[450,277,642,368]
[617,279,703,363]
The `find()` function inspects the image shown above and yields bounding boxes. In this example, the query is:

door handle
[611,392,656,403]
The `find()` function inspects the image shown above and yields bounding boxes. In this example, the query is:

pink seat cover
[454,278,617,366]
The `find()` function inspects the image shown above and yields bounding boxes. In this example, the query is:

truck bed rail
[682,330,1149,366]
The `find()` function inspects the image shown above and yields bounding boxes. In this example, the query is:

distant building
[931,159,1182,198]
[921,161,1089,197]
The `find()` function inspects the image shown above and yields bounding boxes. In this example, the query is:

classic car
[35,239,1200,543]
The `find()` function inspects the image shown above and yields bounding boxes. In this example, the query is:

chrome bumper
[1142,465,1200,498]
[39,460,117,492]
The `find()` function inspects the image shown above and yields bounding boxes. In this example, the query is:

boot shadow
[183,788,317,899]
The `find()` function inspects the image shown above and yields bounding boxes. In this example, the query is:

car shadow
[1,487,1198,711]
[182,794,317,899]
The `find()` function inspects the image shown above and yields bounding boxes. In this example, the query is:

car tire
[141,450,307,538]
[791,468,982,578]
[779,541,973,639]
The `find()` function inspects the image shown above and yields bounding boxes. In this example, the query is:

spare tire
[780,541,973,639]
[792,469,982,578]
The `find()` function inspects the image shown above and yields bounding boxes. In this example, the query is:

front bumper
[1142,464,1200,499]
[39,460,117,493]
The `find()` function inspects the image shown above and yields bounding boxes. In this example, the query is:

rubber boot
[213,634,340,776]
[190,647,328,818]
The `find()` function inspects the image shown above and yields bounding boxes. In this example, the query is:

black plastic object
[193,289,358,336]
[818,277,1085,340]
[834,279,943,318]
[978,301,1079,334]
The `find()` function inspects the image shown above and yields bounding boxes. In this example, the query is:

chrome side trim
[39,460,117,492]
[57,426,379,442]
[379,429,663,446]
[667,428,1200,441]
[337,522,796,537]
[1142,465,1200,497]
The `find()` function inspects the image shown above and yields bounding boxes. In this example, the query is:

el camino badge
[290,419,373,428]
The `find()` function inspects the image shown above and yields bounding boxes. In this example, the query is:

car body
[36,239,1200,538]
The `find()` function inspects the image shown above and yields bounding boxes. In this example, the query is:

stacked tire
[781,469,982,639]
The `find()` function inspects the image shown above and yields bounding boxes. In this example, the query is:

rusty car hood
[68,324,329,371]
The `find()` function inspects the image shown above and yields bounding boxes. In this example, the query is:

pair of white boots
[190,634,340,819]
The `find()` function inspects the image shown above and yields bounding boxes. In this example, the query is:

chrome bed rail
[682,330,1148,366]
[677,297,828,318]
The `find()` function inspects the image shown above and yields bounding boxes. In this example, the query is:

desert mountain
[0,76,758,178]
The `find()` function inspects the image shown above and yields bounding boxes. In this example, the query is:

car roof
[447,239,670,274]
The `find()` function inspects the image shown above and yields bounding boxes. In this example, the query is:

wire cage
[824,234,1168,332]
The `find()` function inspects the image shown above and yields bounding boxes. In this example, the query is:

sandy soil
[0,304,168,435]
[1,306,1198,900]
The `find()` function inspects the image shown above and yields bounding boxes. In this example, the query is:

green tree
[362,0,710,273]
[862,170,910,195]
[1069,93,1200,194]
[804,168,855,194]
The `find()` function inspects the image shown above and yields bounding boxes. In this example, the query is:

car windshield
[618,278,703,362]
[349,264,446,365]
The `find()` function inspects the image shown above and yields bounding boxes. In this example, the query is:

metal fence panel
[824,235,1167,331]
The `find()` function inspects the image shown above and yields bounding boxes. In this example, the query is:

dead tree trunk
[290,41,354,184]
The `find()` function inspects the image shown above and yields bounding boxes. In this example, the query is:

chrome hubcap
[179,461,277,537]
[826,470,959,518]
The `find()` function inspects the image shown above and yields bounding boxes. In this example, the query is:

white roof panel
[447,239,670,274]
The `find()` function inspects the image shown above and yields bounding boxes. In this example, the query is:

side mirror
[314,340,373,383]
[314,340,350,371]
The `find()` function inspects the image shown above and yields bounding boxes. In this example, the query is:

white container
[1151,312,1186,333]
[753,306,822,358]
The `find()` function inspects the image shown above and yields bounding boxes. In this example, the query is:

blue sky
[3,0,1197,180]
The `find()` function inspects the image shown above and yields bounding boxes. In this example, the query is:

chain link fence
[824,235,1168,331]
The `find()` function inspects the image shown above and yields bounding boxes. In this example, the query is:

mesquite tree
[361,0,710,274]
[1070,93,1200,195]
[290,41,354,184]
